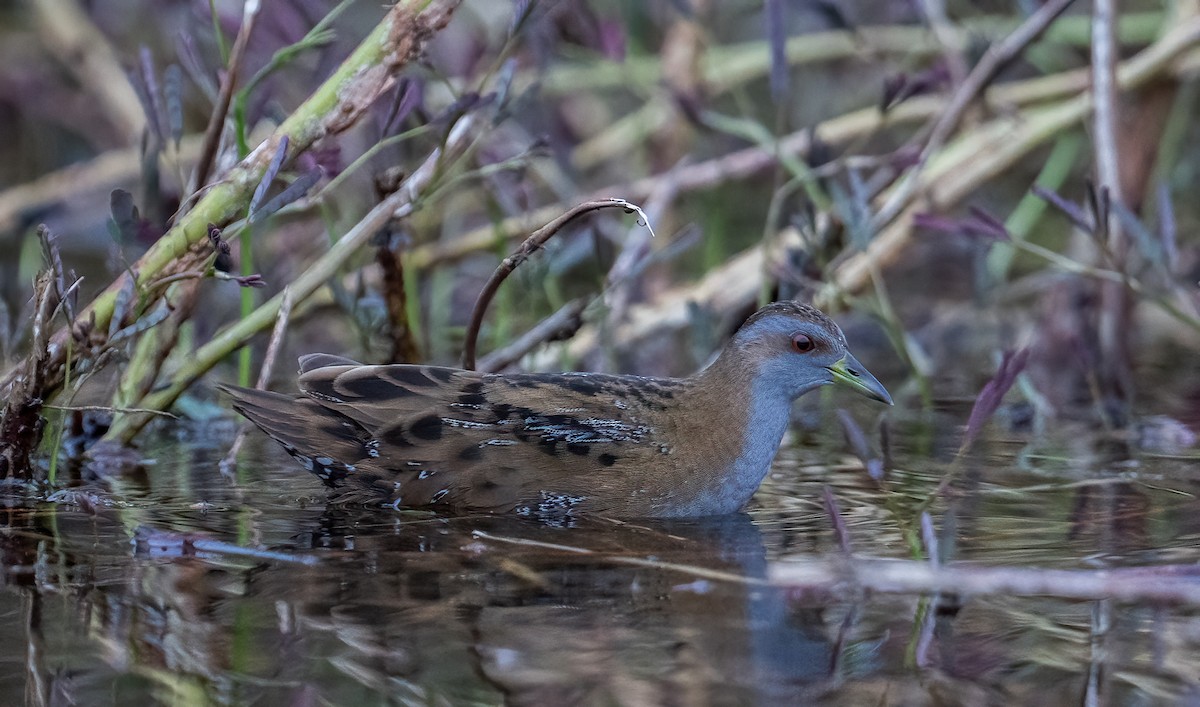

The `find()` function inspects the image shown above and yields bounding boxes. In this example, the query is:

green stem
[104,111,483,442]
[3,0,462,409]
[538,13,1166,95]
[987,132,1084,282]
[208,0,229,63]
[238,226,254,387]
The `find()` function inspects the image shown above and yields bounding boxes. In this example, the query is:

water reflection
[1,433,1200,704]
[2,496,840,704]
[273,512,834,704]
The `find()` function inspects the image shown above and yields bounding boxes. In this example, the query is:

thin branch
[871,0,1077,231]
[408,54,1119,271]
[1092,0,1125,209]
[132,526,319,565]
[1,0,463,410]
[824,14,1200,307]
[1093,0,1133,411]
[191,0,261,196]
[105,109,483,441]
[42,405,179,419]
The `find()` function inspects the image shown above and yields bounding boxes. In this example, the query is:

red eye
[791,333,815,353]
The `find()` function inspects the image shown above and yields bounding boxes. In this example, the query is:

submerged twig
[770,557,1200,605]
[472,530,767,586]
[133,525,319,565]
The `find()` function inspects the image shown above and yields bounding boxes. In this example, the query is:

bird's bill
[827,353,893,405]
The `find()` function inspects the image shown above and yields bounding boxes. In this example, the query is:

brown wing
[227,356,688,515]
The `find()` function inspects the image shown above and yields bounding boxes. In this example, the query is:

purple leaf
[175,30,218,99]
[962,348,1030,451]
[881,73,908,112]
[836,409,871,459]
[889,145,922,172]
[164,64,184,148]
[822,486,852,554]
[139,46,170,144]
[298,146,342,178]
[109,189,141,244]
[596,18,626,62]
[912,212,956,233]
[837,409,884,482]
[966,206,1011,241]
[920,512,939,568]
[250,135,289,217]
[1156,182,1178,271]
[509,0,535,36]
[108,301,170,344]
[109,275,137,339]
[913,207,1009,242]
[879,417,892,479]
[1033,186,1094,233]
[881,63,951,111]
[1085,181,1110,238]
[250,169,321,224]
[765,0,788,101]
[382,77,423,137]
[232,273,267,288]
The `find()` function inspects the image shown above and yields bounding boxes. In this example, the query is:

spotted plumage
[224,301,892,518]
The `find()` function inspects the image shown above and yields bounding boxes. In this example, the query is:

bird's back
[225,354,724,517]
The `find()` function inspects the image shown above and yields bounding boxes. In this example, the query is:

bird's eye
[791,333,815,353]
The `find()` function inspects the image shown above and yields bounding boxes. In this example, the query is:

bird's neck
[667,352,797,515]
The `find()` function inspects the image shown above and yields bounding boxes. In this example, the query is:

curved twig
[461,198,647,371]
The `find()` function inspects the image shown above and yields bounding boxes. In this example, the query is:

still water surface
[2,422,1199,705]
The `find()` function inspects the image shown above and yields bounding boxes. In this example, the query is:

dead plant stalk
[0,0,462,426]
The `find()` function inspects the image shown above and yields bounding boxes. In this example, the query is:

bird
[224,301,892,519]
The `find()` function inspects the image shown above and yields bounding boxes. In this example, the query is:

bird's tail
[221,384,364,485]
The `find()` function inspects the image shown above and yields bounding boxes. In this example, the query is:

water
[2,423,1200,705]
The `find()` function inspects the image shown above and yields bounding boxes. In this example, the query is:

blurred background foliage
[0,0,1198,465]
